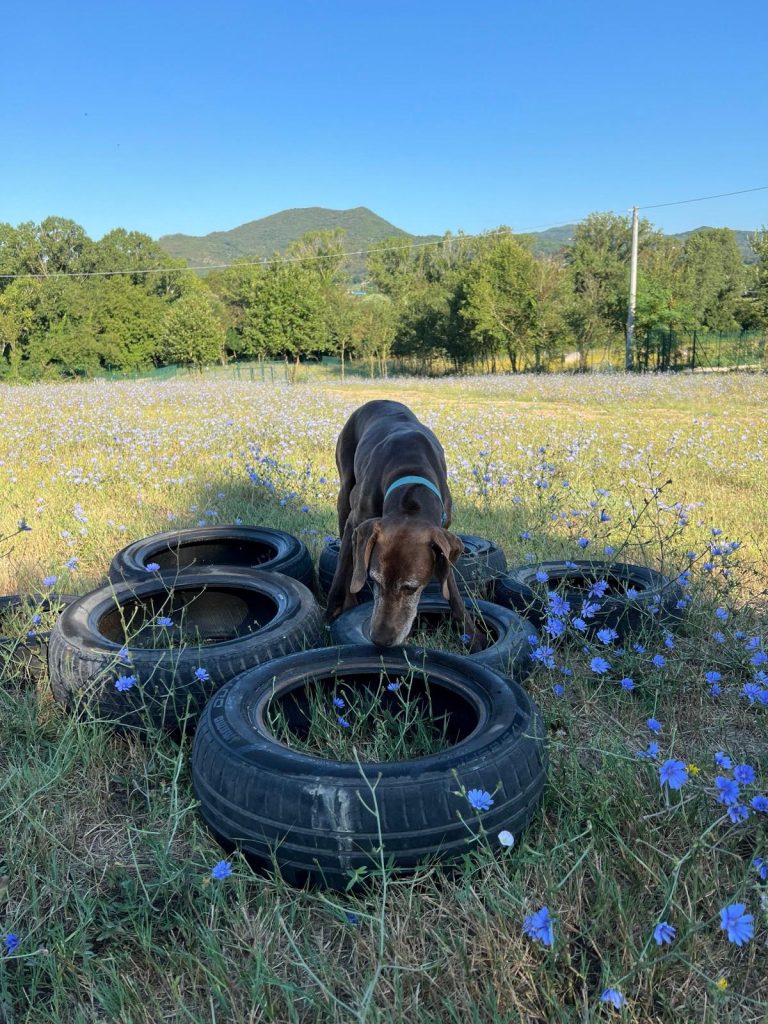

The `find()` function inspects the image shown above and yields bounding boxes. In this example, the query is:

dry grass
[1,371,767,1022]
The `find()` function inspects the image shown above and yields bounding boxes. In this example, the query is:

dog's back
[336,400,445,503]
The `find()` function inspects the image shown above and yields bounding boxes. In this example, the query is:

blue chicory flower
[733,764,755,785]
[659,760,688,790]
[653,921,676,945]
[467,789,494,812]
[522,906,554,947]
[715,776,741,805]
[719,903,753,945]
[600,989,625,1008]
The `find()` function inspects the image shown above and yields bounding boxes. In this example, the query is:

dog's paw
[460,617,487,653]
[467,631,488,654]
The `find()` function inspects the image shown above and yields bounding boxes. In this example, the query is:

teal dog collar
[383,475,447,526]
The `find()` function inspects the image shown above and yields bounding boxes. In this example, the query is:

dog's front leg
[445,569,484,652]
[326,521,357,620]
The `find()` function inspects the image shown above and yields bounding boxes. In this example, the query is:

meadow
[0,370,767,1023]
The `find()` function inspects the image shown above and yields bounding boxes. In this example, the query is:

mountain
[524,224,577,257]
[157,208,758,273]
[158,207,438,278]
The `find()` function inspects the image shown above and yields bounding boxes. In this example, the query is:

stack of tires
[33,524,681,888]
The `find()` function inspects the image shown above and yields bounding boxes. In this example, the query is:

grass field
[1,371,767,1023]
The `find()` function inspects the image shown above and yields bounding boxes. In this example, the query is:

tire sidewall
[108,526,314,590]
[329,596,538,679]
[209,645,533,773]
[496,560,682,636]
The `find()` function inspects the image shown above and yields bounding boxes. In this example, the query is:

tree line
[0,214,766,379]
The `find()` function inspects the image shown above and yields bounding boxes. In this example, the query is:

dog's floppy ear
[350,518,382,593]
[431,528,464,600]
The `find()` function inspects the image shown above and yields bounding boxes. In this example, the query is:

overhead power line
[639,184,768,211]
[0,227,519,281]
[0,220,589,282]
[1,182,765,281]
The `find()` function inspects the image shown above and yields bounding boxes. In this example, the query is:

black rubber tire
[329,594,538,681]
[0,593,77,684]
[108,526,315,592]
[191,644,547,889]
[495,560,684,639]
[317,533,507,600]
[47,569,323,731]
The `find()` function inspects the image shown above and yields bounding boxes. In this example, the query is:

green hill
[158,206,438,278]
[157,208,759,274]
[525,224,577,257]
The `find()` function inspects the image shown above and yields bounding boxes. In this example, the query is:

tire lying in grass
[317,533,507,601]
[0,593,77,684]
[191,644,547,889]
[47,569,324,731]
[494,561,684,640]
[329,594,538,681]
[108,526,315,592]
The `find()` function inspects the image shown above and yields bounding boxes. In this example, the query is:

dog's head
[350,518,464,646]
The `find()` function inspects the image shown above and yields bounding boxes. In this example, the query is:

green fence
[90,336,768,386]
[639,330,766,372]
[97,363,183,383]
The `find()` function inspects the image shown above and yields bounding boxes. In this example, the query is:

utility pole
[625,205,639,371]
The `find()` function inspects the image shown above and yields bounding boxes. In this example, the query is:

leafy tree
[210,230,344,368]
[86,276,168,370]
[460,232,541,371]
[206,261,263,358]
[527,258,571,371]
[323,288,359,380]
[287,229,358,373]
[286,229,348,286]
[92,228,185,294]
[633,239,696,369]
[0,222,41,290]
[0,280,34,375]
[239,261,330,371]
[0,217,96,279]
[747,227,768,329]
[367,236,420,298]
[565,212,658,369]
[5,277,104,378]
[681,228,744,331]
[394,281,456,368]
[159,289,225,369]
[350,293,398,376]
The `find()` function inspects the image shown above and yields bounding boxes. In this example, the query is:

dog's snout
[371,626,400,648]
[369,602,415,648]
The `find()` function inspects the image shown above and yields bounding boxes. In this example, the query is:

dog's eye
[400,584,418,595]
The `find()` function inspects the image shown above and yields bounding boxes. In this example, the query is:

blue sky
[2,0,766,242]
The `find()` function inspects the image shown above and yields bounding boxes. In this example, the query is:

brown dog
[326,399,473,646]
